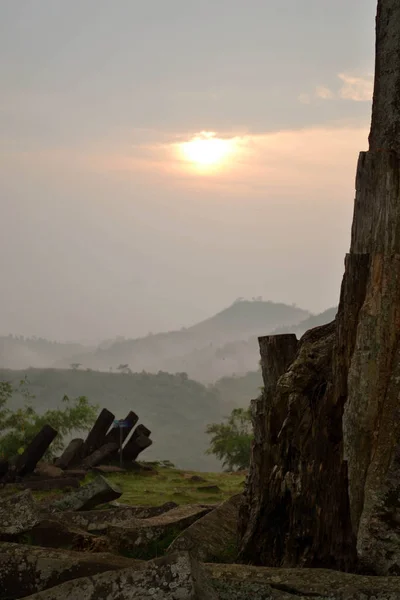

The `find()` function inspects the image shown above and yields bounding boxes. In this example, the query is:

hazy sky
[0,0,377,342]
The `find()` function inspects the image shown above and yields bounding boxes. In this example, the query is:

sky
[0,0,377,342]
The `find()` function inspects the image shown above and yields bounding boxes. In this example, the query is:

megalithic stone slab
[0,489,41,535]
[49,475,122,512]
[105,411,139,446]
[0,458,9,479]
[54,438,84,469]
[80,442,119,469]
[0,542,146,600]
[17,551,218,600]
[123,434,152,462]
[15,425,58,477]
[82,408,115,458]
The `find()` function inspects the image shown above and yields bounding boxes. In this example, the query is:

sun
[179,132,236,170]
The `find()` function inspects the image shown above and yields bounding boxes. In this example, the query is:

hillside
[0,368,237,472]
[271,307,337,337]
[0,335,93,370]
[50,300,310,382]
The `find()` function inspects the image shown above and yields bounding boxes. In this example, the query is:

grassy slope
[31,467,246,507]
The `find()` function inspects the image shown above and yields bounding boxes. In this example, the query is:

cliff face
[238,0,400,575]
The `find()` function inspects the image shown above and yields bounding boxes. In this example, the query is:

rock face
[0,541,145,599]
[0,490,40,536]
[49,475,122,512]
[208,563,400,600]
[168,494,241,562]
[19,551,218,600]
[239,0,400,575]
[239,324,356,570]
[108,504,211,558]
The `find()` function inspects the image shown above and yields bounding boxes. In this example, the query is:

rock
[80,442,119,469]
[59,502,179,532]
[239,325,356,570]
[104,411,139,448]
[14,518,110,552]
[0,489,40,535]
[108,504,212,558]
[34,462,65,479]
[238,0,400,576]
[122,434,152,462]
[19,551,218,600]
[93,464,126,474]
[168,494,241,562]
[0,541,145,599]
[9,477,80,492]
[0,458,9,479]
[186,475,206,483]
[54,438,84,469]
[14,425,58,477]
[81,408,115,458]
[196,485,220,493]
[63,469,87,480]
[49,475,122,512]
[208,563,400,600]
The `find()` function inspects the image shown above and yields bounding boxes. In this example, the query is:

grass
[30,465,246,507]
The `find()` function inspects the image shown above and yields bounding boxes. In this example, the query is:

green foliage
[0,377,98,460]
[206,407,253,471]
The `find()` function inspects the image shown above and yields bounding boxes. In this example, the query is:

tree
[70,363,82,370]
[206,407,253,471]
[0,377,98,460]
[117,364,132,374]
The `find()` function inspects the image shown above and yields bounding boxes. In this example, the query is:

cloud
[299,73,373,104]
[316,86,334,100]
[298,93,311,105]
[338,73,374,102]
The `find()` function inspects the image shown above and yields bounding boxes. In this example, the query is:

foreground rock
[207,563,400,599]
[61,501,178,532]
[169,495,241,562]
[108,504,212,558]
[239,325,357,570]
[239,0,400,575]
[49,475,122,512]
[13,518,110,552]
[20,551,217,600]
[0,541,145,599]
[0,490,40,536]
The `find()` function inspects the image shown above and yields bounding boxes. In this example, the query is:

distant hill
[0,335,93,370]
[0,368,233,471]
[271,307,337,337]
[50,300,310,382]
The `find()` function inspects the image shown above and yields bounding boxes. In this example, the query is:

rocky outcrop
[208,563,400,600]
[108,504,212,558]
[168,494,241,562]
[0,542,145,599]
[60,502,178,533]
[0,490,40,536]
[239,0,400,576]
[19,551,218,600]
[49,475,122,512]
[239,323,356,570]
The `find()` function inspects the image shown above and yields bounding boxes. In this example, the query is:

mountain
[51,300,310,382]
[270,307,337,337]
[0,367,236,471]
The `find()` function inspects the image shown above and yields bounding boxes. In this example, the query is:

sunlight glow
[179,132,237,171]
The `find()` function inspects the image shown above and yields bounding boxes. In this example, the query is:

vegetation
[206,407,253,471]
[29,466,246,508]
[0,377,97,460]
[0,368,228,470]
